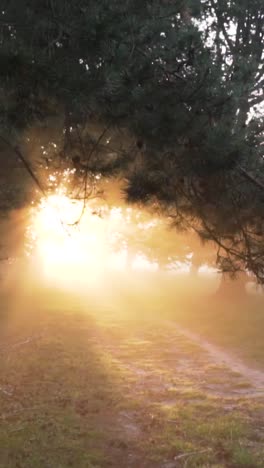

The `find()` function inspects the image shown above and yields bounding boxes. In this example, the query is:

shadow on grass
[0,272,264,467]
[0,286,131,468]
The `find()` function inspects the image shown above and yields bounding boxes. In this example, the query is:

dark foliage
[0,0,263,281]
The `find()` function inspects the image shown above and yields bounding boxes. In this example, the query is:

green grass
[0,300,130,468]
[146,402,263,467]
[0,288,263,467]
[162,294,264,370]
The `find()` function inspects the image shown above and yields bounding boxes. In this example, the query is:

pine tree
[0,1,263,282]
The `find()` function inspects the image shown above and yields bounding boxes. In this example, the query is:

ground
[1,121,264,467]
[0,286,263,468]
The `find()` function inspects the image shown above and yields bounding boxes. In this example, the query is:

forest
[0,0,263,284]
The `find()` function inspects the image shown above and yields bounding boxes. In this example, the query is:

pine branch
[213,3,235,55]
[0,135,46,196]
[70,123,111,226]
[249,94,264,107]
[238,165,264,192]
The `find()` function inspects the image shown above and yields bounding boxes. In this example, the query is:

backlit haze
[1,160,261,317]
[0,122,254,304]
[19,168,220,299]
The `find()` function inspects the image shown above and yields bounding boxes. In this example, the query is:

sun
[29,193,109,286]
[27,183,162,291]
[24,184,220,298]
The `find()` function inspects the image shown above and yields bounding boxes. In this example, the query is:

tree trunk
[213,271,249,302]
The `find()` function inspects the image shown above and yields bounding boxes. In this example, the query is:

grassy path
[0,292,264,467]
[165,296,264,372]
[166,322,264,396]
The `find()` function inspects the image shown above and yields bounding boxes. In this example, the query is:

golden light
[24,174,220,296]
[30,192,109,288]
[131,253,159,272]
[198,264,219,276]
[28,186,161,290]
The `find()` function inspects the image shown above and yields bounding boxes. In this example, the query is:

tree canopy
[0,1,264,282]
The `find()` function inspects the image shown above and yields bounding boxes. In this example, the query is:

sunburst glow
[25,173,220,294]
[30,193,110,286]
[28,183,162,290]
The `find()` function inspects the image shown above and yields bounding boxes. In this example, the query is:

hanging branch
[70,123,111,226]
[238,164,264,192]
[0,135,73,238]
[0,135,46,196]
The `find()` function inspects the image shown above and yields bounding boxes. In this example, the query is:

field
[167,295,264,371]
[0,284,263,468]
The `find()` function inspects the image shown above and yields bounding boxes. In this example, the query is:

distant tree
[0,1,263,282]
[212,271,250,304]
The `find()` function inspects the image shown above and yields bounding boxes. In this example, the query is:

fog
[0,123,262,319]
[0,186,259,320]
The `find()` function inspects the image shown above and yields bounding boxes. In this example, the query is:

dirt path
[94,315,264,401]
[0,298,264,467]
[84,313,264,465]
[169,322,264,395]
